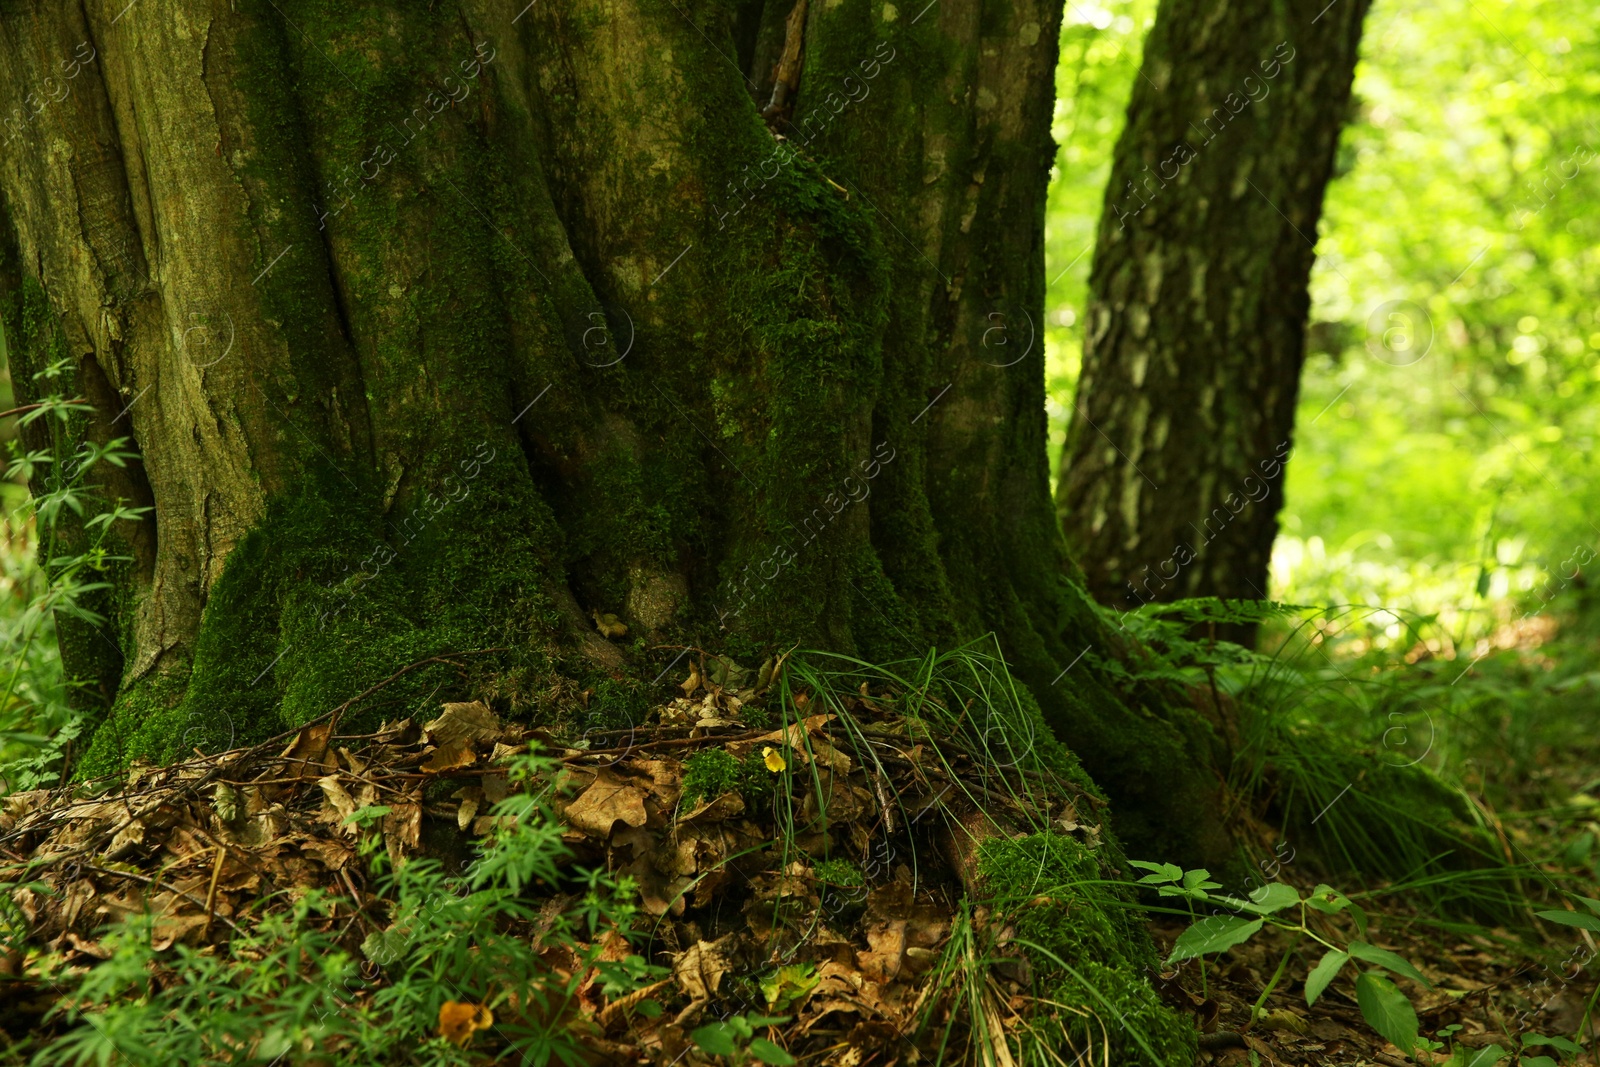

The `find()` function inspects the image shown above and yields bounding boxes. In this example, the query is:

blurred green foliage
[1043,0,1158,469]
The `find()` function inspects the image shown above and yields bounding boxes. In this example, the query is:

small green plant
[682,748,741,806]
[1410,1023,1516,1066]
[759,965,818,1013]
[1517,1032,1585,1067]
[689,1013,796,1066]
[1134,861,1433,1056]
[25,748,666,1066]
[1,360,149,789]
[680,747,778,809]
[811,858,863,888]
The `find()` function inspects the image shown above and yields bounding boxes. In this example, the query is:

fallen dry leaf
[454,785,483,830]
[681,791,745,824]
[730,715,851,774]
[283,722,334,776]
[340,747,368,776]
[382,797,422,868]
[672,935,735,1001]
[421,739,478,774]
[316,775,358,836]
[1258,1008,1309,1034]
[564,773,649,837]
[424,701,502,747]
[592,610,628,639]
[858,921,907,982]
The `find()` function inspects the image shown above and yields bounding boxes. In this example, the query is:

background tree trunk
[0,0,1227,864]
[1056,0,1370,635]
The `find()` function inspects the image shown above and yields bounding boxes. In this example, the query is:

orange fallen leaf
[438,1000,494,1046]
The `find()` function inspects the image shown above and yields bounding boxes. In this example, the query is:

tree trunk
[0,0,1227,866]
[1056,0,1370,632]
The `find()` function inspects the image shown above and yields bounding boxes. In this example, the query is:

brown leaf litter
[0,654,1592,1065]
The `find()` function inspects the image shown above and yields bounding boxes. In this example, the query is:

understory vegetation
[0,571,1596,1063]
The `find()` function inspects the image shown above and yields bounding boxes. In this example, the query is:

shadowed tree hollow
[1058,0,1371,627]
[0,0,1229,863]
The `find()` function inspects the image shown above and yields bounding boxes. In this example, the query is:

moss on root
[979,832,1197,1067]
[77,459,565,778]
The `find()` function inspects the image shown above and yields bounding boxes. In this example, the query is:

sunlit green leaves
[1522,1033,1584,1059]
[1239,882,1301,915]
[1535,894,1600,932]
[692,1015,797,1066]
[1280,0,1600,630]
[1128,859,1183,884]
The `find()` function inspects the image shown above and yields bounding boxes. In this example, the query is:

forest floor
[1184,610,1600,1067]
[0,618,1597,1067]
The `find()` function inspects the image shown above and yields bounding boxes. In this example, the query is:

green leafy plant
[1134,862,1433,1055]
[0,359,146,789]
[1410,1023,1514,1067]
[1534,894,1600,935]
[690,1013,796,1066]
[1518,1032,1585,1067]
[811,858,863,888]
[680,747,776,809]
[25,748,664,1066]
[759,965,818,1013]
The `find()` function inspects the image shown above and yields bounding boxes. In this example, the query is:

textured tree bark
[1057,0,1370,633]
[0,0,1227,865]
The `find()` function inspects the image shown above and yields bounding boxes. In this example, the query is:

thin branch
[0,397,88,420]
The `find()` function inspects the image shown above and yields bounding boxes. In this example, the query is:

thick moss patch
[979,832,1198,1067]
[77,462,564,778]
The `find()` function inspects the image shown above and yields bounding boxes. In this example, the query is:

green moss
[979,832,1197,1067]
[79,670,192,776]
[78,454,565,778]
[812,857,863,887]
[581,675,652,732]
[681,747,778,808]
[845,546,924,661]
[682,749,740,807]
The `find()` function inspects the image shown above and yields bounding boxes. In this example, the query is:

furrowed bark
[1057,0,1370,637]
[0,0,1230,865]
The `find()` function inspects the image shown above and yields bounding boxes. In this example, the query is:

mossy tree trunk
[0,0,1227,864]
[1056,0,1370,633]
